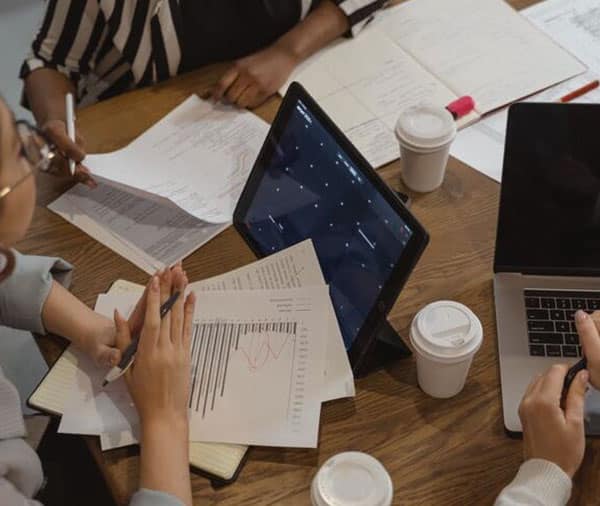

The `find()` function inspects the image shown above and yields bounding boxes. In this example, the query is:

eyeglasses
[0,120,58,199]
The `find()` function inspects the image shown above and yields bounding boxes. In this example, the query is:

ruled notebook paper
[29,279,249,482]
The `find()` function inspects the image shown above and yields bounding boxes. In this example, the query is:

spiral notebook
[28,280,249,485]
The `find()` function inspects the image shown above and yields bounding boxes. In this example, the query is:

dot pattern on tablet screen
[242,99,413,349]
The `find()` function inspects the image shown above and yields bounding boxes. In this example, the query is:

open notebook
[29,280,249,484]
[281,0,585,168]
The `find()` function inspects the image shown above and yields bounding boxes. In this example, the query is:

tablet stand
[353,320,412,378]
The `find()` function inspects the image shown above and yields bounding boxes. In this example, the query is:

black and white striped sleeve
[333,0,388,36]
[19,0,106,88]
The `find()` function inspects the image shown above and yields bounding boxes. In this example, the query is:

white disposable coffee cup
[311,452,393,506]
[395,103,457,193]
[410,301,483,399]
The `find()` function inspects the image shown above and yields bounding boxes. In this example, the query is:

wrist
[274,35,306,64]
[141,413,189,439]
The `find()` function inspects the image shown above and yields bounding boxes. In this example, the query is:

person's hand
[518,364,589,478]
[113,266,196,427]
[42,119,96,188]
[582,310,600,389]
[211,42,299,109]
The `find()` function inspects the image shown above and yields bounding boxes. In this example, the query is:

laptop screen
[496,103,600,274]
[237,98,415,350]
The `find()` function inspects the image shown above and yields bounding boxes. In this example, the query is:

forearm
[140,418,192,506]
[25,68,76,126]
[41,280,113,348]
[275,0,349,61]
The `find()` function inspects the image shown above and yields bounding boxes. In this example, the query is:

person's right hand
[577,310,600,389]
[113,266,196,428]
[518,364,588,478]
[42,119,96,188]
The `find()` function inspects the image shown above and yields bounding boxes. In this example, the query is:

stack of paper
[57,241,354,448]
[49,96,269,274]
[281,0,584,168]
[451,0,600,182]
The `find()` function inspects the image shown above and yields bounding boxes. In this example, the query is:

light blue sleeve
[129,489,185,506]
[0,250,72,334]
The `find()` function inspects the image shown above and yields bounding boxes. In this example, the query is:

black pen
[563,357,587,394]
[102,291,181,387]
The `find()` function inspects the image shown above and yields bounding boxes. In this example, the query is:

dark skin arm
[24,68,95,186]
[211,0,350,109]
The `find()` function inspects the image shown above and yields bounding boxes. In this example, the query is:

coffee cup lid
[395,103,456,150]
[410,301,482,362]
[311,452,393,506]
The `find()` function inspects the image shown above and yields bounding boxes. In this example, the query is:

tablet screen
[237,98,415,350]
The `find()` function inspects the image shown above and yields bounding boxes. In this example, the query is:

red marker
[446,96,475,120]
[559,80,599,103]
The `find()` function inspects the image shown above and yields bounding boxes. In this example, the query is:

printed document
[190,239,355,403]
[451,0,600,182]
[86,95,269,223]
[281,0,584,168]
[60,287,329,448]
[49,183,227,274]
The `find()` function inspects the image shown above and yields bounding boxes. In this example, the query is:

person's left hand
[211,42,299,109]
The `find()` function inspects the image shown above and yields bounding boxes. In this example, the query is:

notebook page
[29,347,81,415]
[378,0,585,114]
[280,28,464,168]
[100,430,247,480]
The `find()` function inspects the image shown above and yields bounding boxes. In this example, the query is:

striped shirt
[20,0,386,107]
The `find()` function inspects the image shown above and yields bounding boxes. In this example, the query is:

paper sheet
[49,182,228,274]
[451,0,600,182]
[190,239,355,402]
[379,0,585,114]
[60,287,329,448]
[282,0,583,169]
[86,96,269,223]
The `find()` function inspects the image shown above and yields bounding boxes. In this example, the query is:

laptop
[234,82,429,376]
[495,102,600,435]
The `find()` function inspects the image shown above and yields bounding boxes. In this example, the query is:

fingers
[158,268,173,345]
[170,266,187,346]
[566,369,590,426]
[75,164,97,188]
[576,310,600,365]
[43,119,86,163]
[212,67,239,103]
[539,363,570,404]
[182,292,196,353]
[225,76,250,105]
[129,277,153,335]
[140,275,161,350]
[114,308,132,353]
[237,86,258,110]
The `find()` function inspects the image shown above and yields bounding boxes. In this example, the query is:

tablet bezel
[233,82,429,372]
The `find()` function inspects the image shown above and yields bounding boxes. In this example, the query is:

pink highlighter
[446,96,476,120]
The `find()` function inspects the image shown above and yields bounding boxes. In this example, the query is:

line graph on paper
[188,320,303,419]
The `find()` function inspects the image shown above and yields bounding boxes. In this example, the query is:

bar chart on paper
[189,320,300,419]
[187,287,328,448]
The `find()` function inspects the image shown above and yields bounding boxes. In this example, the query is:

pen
[559,80,600,103]
[563,357,587,395]
[446,96,476,120]
[102,291,181,387]
[65,93,76,176]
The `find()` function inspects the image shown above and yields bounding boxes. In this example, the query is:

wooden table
[19,1,600,504]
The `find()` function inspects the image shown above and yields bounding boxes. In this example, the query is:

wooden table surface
[19,0,600,504]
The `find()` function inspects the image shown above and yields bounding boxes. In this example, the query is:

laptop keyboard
[524,289,600,357]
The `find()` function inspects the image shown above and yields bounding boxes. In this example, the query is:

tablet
[234,83,429,371]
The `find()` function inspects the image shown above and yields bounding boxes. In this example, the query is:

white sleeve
[495,459,572,506]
